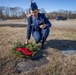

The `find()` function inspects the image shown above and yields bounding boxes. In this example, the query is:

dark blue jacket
[26,13,52,39]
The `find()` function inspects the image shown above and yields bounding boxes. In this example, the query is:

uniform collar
[32,15,38,20]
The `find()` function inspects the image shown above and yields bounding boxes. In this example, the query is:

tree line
[45,9,76,19]
[0,6,76,20]
[0,6,27,19]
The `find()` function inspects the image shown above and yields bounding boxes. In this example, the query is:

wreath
[11,41,39,58]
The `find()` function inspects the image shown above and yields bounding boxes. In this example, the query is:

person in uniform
[25,1,52,49]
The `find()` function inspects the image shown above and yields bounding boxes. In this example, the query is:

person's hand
[25,39,29,44]
[39,24,46,29]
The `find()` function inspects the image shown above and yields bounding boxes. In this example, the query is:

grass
[0,20,76,75]
[72,34,76,40]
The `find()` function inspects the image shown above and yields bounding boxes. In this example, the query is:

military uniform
[26,2,52,48]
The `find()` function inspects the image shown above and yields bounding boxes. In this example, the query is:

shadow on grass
[0,24,27,28]
[30,50,48,60]
[15,39,76,73]
[45,39,76,51]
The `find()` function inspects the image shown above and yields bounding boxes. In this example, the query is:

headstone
[16,57,49,73]
[62,48,76,56]
[15,50,50,73]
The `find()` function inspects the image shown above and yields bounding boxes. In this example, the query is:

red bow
[16,48,32,56]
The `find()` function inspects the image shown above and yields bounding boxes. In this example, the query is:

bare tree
[40,8,47,13]
[0,6,76,20]
[0,6,4,18]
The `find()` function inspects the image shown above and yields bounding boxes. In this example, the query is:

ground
[0,19,76,75]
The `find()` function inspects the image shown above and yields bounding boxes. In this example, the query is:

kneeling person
[26,2,52,49]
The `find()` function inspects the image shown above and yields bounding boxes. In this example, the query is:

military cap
[30,2,38,11]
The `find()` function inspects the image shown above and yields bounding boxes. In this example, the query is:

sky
[0,0,76,12]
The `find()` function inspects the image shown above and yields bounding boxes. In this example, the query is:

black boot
[41,43,44,49]
[41,38,45,49]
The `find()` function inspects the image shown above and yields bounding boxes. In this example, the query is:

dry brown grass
[0,20,76,75]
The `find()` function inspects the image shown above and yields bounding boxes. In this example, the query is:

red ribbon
[16,48,32,56]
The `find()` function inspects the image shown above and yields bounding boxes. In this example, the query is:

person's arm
[26,16,32,44]
[39,13,52,29]
[43,14,52,28]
